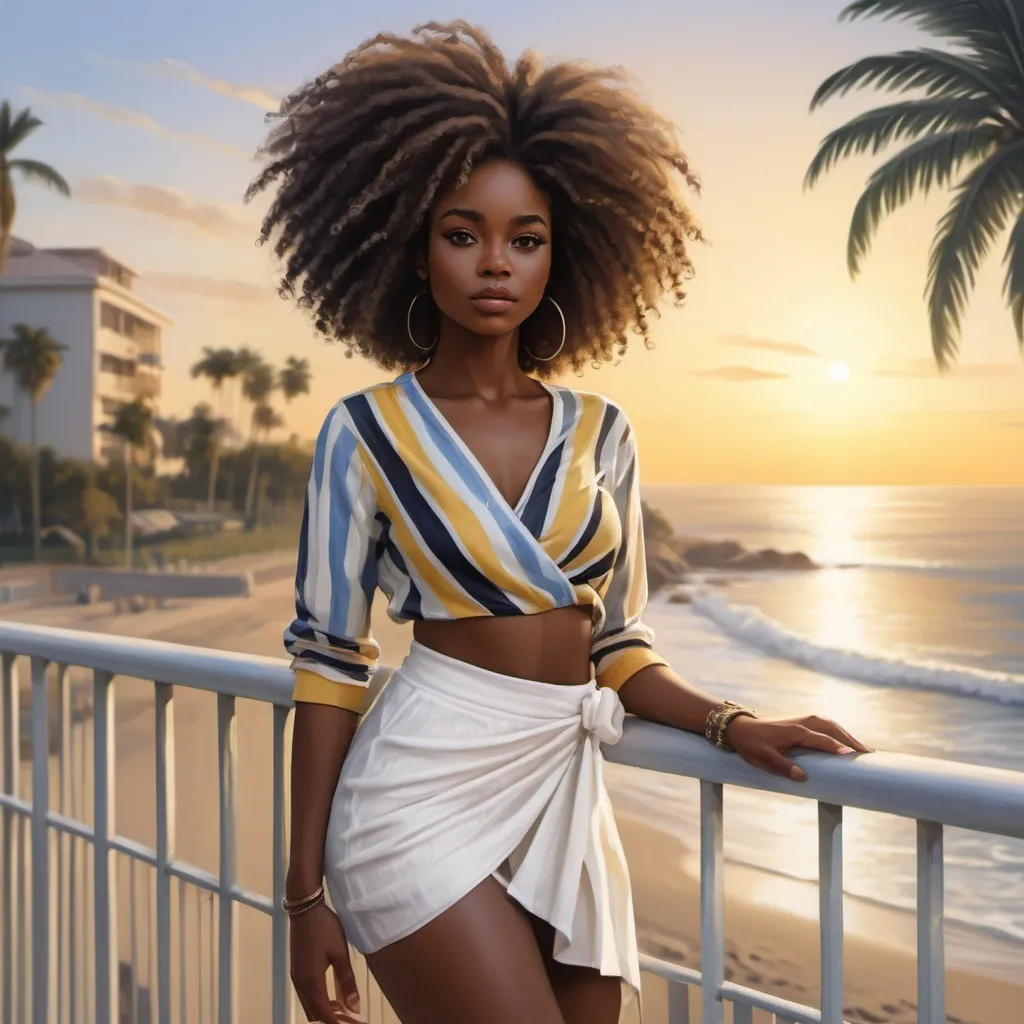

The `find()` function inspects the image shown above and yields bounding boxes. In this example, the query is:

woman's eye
[445,230,476,246]
[512,234,546,249]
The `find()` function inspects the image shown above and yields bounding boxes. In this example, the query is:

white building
[0,237,172,463]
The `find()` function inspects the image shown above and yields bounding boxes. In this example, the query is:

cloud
[717,333,820,358]
[1001,419,1024,429]
[141,272,272,304]
[21,86,248,158]
[874,358,1017,379]
[74,176,254,237]
[691,366,790,381]
[91,54,280,111]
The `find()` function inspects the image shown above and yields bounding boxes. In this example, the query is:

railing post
[818,802,843,1024]
[271,704,292,1024]
[155,682,176,1024]
[30,657,51,1024]
[917,820,945,1024]
[93,669,118,1024]
[699,781,724,1024]
[218,693,239,1024]
[1,651,21,1024]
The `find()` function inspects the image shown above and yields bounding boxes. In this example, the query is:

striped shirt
[286,370,667,712]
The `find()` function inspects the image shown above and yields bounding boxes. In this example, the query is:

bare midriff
[413,605,594,685]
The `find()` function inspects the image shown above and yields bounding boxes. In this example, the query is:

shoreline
[619,815,1024,1024]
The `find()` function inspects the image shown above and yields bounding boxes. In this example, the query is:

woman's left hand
[723,714,873,782]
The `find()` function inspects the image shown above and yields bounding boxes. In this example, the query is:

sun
[827,360,851,384]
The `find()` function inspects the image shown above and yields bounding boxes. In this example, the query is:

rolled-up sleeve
[285,403,380,713]
[590,415,668,691]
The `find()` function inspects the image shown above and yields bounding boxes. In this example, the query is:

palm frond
[805,97,995,188]
[809,48,1012,111]
[926,139,1024,366]
[846,127,998,274]
[0,103,45,154]
[8,159,71,196]
[1002,211,1024,348]
[840,0,1024,78]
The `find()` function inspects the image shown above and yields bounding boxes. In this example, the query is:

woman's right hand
[290,902,362,1023]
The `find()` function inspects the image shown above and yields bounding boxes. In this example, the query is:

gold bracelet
[704,701,755,750]
[715,707,756,751]
[282,884,325,917]
[704,701,741,743]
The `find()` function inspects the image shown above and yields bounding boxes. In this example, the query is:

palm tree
[805,0,1024,368]
[0,102,71,274]
[278,356,311,415]
[241,358,277,522]
[0,324,65,560]
[190,346,239,507]
[248,403,284,526]
[107,398,154,568]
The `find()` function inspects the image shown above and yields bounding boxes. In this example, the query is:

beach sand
[4,568,1022,1023]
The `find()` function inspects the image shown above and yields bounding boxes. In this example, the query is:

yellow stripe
[544,393,606,558]
[625,489,646,616]
[596,647,667,691]
[374,387,554,611]
[292,669,368,712]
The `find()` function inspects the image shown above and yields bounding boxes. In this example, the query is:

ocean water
[606,485,1024,978]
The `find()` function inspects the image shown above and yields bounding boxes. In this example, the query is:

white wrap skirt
[323,640,642,1020]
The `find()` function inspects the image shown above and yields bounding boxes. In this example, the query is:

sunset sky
[4,0,1023,485]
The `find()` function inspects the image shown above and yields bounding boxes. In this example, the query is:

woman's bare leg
[530,915,624,1024]
[365,877,566,1024]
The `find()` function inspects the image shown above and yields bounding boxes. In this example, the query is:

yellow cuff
[595,648,668,692]
[292,669,368,713]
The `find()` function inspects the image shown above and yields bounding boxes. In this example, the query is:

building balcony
[1,623,1022,1024]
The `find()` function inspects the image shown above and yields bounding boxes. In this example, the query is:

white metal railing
[1,621,1023,1024]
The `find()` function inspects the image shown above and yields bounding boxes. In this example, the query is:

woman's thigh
[365,876,566,1024]
[530,915,623,1024]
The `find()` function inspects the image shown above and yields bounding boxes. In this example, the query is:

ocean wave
[686,590,1024,706]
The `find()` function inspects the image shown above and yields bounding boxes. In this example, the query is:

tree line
[0,326,314,565]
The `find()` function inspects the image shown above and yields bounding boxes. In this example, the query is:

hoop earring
[406,292,437,352]
[523,296,566,363]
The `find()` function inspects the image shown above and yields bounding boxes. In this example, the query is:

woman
[247,22,869,1024]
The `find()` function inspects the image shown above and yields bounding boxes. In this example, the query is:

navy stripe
[592,637,653,665]
[347,394,522,616]
[294,496,311,620]
[519,438,565,539]
[559,494,602,569]
[568,547,615,586]
[291,647,371,683]
[287,620,364,654]
[594,402,618,472]
[377,517,423,619]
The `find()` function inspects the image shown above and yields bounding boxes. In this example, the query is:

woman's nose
[478,244,511,279]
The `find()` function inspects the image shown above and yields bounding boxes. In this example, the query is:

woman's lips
[471,297,516,313]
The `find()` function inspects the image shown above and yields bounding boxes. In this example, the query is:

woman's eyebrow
[437,208,548,228]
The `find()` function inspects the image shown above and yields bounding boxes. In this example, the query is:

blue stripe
[399,376,574,605]
[347,392,523,616]
[327,426,358,634]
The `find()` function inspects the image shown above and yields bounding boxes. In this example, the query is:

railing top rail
[3,619,1023,840]
[0,620,293,706]
[609,720,1024,841]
